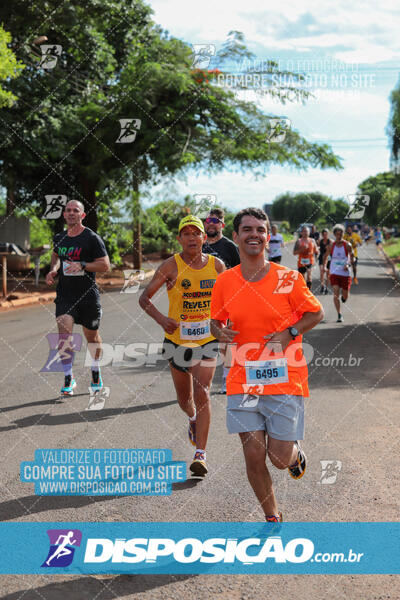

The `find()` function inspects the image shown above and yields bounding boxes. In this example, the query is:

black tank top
[319,238,330,260]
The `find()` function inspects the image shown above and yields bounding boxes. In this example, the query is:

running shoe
[265,511,283,523]
[337,314,343,323]
[188,418,196,447]
[323,285,329,295]
[190,451,208,477]
[288,442,306,480]
[353,277,359,285]
[91,369,103,392]
[61,375,77,396]
[219,382,227,394]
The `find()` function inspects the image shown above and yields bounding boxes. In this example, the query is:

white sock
[63,363,73,377]
[189,411,196,422]
[195,449,206,458]
[92,359,100,372]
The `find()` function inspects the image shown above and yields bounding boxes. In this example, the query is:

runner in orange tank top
[211,208,324,522]
[293,225,319,290]
[139,215,225,477]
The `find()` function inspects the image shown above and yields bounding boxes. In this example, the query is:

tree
[271,192,347,229]
[1,2,341,268]
[0,26,24,108]
[357,172,398,225]
[388,76,400,173]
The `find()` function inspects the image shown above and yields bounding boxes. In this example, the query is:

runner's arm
[314,240,319,256]
[214,256,226,274]
[84,256,110,272]
[210,319,239,343]
[348,242,355,264]
[64,255,110,274]
[265,308,324,351]
[46,252,60,285]
[293,240,301,255]
[139,259,179,333]
[323,246,331,268]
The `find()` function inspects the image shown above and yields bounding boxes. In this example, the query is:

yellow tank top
[166,253,218,346]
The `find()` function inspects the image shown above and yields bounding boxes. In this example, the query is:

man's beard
[207,230,219,238]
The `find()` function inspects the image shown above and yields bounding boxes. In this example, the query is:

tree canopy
[0,26,24,108]
[271,192,348,229]
[0,0,342,264]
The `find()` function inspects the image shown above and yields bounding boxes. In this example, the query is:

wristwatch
[288,326,299,340]
[80,261,87,271]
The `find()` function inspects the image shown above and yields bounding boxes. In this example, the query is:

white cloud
[147,0,396,210]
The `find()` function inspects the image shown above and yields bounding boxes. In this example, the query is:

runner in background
[210,207,324,522]
[344,224,362,285]
[324,224,355,323]
[268,224,285,264]
[374,226,383,248]
[318,228,332,294]
[310,225,320,243]
[139,215,225,477]
[293,226,319,290]
[203,207,240,394]
[202,208,240,268]
[46,200,110,396]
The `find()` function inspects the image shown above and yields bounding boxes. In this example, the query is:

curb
[382,249,400,282]
[0,292,56,310]
[0,271,155,312]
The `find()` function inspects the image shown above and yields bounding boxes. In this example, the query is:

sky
[146,0,400,211]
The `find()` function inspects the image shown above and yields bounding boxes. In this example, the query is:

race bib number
[332,259,348,268]
[63,261,84,276]
[180,320,210,340]
[300,258,311,265]
[245,359,289,385]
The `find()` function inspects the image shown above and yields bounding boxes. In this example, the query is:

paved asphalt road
[0,242,399,599]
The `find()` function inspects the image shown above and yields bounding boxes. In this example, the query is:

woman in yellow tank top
[139,215,225,478]
[166,252,218,347]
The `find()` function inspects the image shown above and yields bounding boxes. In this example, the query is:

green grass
[282,233,294,242]
[383,238,400,259]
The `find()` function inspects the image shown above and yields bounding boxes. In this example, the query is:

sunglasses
[204,217,222,224]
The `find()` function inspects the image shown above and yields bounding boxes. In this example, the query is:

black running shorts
[55,298,102,330]
[163,338,219,373]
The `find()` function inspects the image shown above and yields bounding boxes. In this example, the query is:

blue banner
[0,522,398,574]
